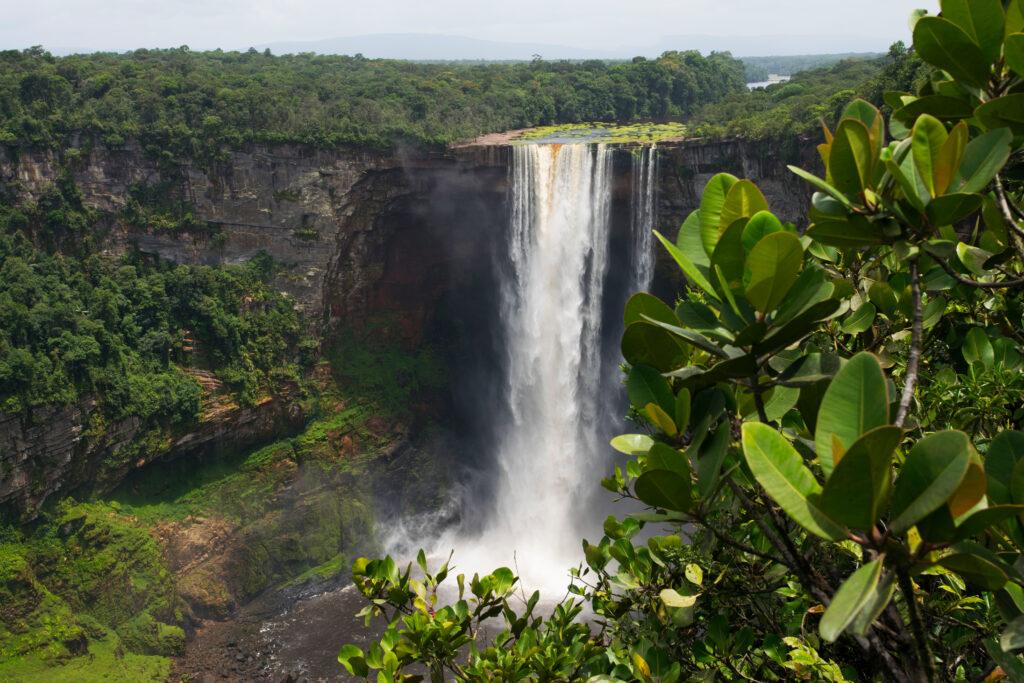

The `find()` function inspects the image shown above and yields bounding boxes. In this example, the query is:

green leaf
[819,560,883,642]
[719,180,769,233]
[741,422,845,540]
[820,426,903,529]
[806,216,887,248]
[697,422,731,498]
[914,16,994,88]
[868,281,898,317]
[743,231,804,315]
[676,209,711,271]
[976,95,1024,136]
[685,563,704,586]
[338,645,369,677]
[828,118,873,197]
[938,547,1009,590]
[635,469,693,512]
[659,588,699,608]
[627,365,675,416]
[814,353,890,479]
[941,0,1006,63]
[1008,33,1024,75]
[625,293,679,328]
[711,219,748,298]
[987,431,1024,504]
[788,165,854,208]
[675,389,691,434]
[912,114,949,198]
[926,193,982,226]
[699,173,739,256]
[963,327,995,368]
[955,128,1013,194]
[646,442,690,477]
[621,322,689,373]
[645,403,678,437]
[741,210,785,252]
[655,230,718,300]
[841,303,877,335]
[893,95,975,123]
[890,431,972,534]
[849,573,896,637]
[953,505,1024,541]
[611,434,654,455]
[772,266,835,327]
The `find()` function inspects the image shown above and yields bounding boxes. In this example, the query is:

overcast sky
[2,0,927,55]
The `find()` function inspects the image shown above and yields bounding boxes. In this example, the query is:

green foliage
[0,47,745,154]
[342,4,1024,680]
[0,190,309,421]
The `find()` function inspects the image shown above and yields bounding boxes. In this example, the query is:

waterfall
[631,144,658,292]
[429,141,659,594]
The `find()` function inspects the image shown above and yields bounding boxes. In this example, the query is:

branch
[897,568,937,683]
[895,261,922,428]
[927,250,1024,289]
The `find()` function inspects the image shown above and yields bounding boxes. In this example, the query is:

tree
[340,3,1024,681]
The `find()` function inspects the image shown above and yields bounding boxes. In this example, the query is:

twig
[926,250,1024,289]
[897,568,936,683]
[895,261,922,428]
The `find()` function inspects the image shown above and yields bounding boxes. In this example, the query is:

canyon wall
[0,136,815,518]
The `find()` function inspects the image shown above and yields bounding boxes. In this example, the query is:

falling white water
[425,141,660,596]
[631,144,658,292]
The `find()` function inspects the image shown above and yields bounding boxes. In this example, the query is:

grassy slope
[0,336,447,681]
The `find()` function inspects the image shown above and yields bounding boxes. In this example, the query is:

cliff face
[0,136,812,518]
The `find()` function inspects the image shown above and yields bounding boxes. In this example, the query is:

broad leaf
[841,302,876,335]
[956,128,1013,194]
[814,353,890,478]
[625,292,679,328]
[646,442,690,476]
[942,0,1005,61]
[849,573,896,637]
[743,231,804,314]
[655,230,718,300]
[645,403,678,437]
[621,322,688,372]
[828,118,873,197]
[719,180,769,234]
[820,426,903,529]
[697,422,731,498]
[963,327,995,368]
[953,505,1024,541]
[675,389,691,434]
[741,210,785,252]
[890,430,972,534]
[676,209,711,271]
[987,431,1024,504]
[699,173,739,256]
[627,365,675,416]
[1002,615,1024,652]
[976,95,1024,136]
[914,16,994,88]
[741,422,845,540]
[635,469,693,512]
[1008,33,1024,75]
[611,434,654,455]
[820,560,883,642]
[912,114,949,198]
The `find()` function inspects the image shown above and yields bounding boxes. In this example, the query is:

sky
[1,0,927,56]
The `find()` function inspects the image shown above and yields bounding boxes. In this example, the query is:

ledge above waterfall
[453,122,687,148]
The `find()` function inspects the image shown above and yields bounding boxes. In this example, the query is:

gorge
[0,133,814,681]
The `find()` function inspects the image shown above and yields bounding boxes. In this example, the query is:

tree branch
[895,261,922,428]
[897,568,936,683]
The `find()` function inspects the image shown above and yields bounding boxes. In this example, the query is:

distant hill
[254,32,894,63]
[255,34,620,61]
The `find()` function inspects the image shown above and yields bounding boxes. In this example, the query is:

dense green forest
[0,179,312,421]
[741,52,883,82]
[0,46,745,153]
[694,43,928,139]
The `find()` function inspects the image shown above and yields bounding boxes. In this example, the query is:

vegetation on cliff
[0,47,745,154]
[342,2,1024,680]
[693,42,929,140]
[0,178,313,421]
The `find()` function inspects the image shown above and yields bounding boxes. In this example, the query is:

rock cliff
[0,136,814,518]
